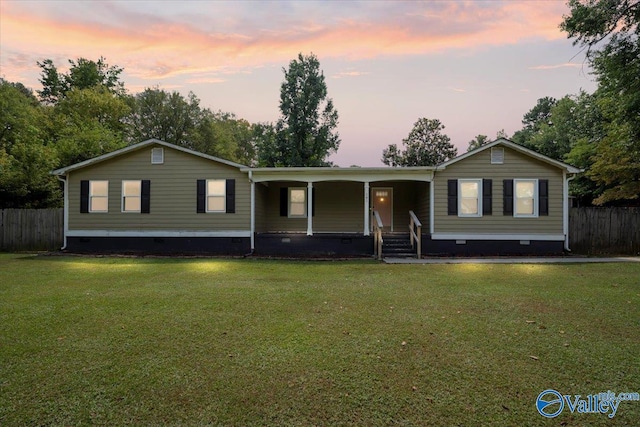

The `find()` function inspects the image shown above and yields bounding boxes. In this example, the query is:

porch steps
[382,233,417,259]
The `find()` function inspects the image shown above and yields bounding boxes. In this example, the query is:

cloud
[529,63,582,70]
[332,70,370,79]
[0,1,571,86]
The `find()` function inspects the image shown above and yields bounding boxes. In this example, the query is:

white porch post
[250,180,255,250]
[307,182,313,236]
[363,182,370,236]
[429,178,435,234]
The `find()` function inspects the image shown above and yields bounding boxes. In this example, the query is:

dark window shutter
[226,179,236,213]
[503,179,514,216]
[196,179,206,213]
[539,179,549,216]
[141,180,151,214]
[80,180,89,213]
[447,179,458,215]
[311,188,315,216]
[482,179,492,215]
[280,187,288,216]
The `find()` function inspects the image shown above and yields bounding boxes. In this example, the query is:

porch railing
[409,210,422,259]
[373,210,384,260]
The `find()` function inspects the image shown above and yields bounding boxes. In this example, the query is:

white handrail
[372,210,384,260]
[409,210,422,259]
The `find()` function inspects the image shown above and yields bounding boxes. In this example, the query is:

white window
[289,188,307,218]
[514,179,538,217]
[122,180,141,212]
[89,180,108,213]
[151,147,164,164]
[459,179,482,217]
[491,147,504,164]
[206,179,226,212]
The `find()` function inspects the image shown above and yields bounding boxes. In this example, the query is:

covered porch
[244,167,434,256]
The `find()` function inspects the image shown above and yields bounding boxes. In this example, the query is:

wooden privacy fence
[0,209,63,251]
[569,207,640,255]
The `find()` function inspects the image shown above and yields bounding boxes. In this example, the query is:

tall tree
[128,87,202,147]
[467,134,490,152]
[257,53,339,166]
[52,86,131,167]
[37,57,125,104]
[192,110,256,165]
[0,79,61,208]
[561,0,640,204]
[382,118,457,166]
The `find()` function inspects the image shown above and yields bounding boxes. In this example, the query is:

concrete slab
[383,257,640,264]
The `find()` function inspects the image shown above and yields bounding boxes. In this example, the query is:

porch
[245,167,434,257]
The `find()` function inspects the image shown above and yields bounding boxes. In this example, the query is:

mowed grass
[0,254,638,426]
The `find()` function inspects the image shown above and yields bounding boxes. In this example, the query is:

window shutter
[539,179,549,216]
[311,188,315,216]
[80,180,89,213]
[280,187,288,216]
[196,180,206,213]
[141,180,151,214]
[482,179,492,215]
[503,179,514,216]
[447,179,458,215]
[225,179,236,213]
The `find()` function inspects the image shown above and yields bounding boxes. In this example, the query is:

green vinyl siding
[68,144,250,231]
[433,147,563,234]
[254,183,269,232]
[261,181,431,234]
[262,182,364,233]
[414,182,430,228]
[314,182,363,232]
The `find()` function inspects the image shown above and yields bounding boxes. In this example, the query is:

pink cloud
[1,1,571,86]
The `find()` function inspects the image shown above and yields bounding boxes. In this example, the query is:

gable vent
[151,147,164,164]
[491,147,504,164]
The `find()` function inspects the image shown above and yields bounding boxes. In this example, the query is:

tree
[37,57,125,104]
[561,0,640,204]
[192,110,256,165]
[382,118,457,166]
[128,87,202,147]
[0,80,61,208]
[256,53,340,166]
[467,134,490,152]
[52,86,131,166]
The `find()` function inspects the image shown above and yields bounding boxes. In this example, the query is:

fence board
[570,207,640,255]
[0,209,63,251]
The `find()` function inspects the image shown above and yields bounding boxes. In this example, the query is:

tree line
[381,0,640,206]
[0,53,339,208]
[1,0,638,208]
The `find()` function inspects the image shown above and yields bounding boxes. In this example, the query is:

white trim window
[122,180,142,212]
[206,179,226,212]
[89,180,109,213]
[514,179,538,217]
[458,179,482,217]
[289,188,307,218]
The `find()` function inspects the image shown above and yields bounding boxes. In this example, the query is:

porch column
[250,180,255,250]
[363,182,370,236]
[307,182,313,236]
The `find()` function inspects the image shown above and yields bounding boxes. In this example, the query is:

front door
[371,188,393,231]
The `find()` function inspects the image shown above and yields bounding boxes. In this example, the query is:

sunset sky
[0,0,597,166]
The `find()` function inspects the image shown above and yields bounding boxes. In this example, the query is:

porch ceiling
[245,167,434,183]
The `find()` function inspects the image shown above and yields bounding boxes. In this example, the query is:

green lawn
[1,254,638,426]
